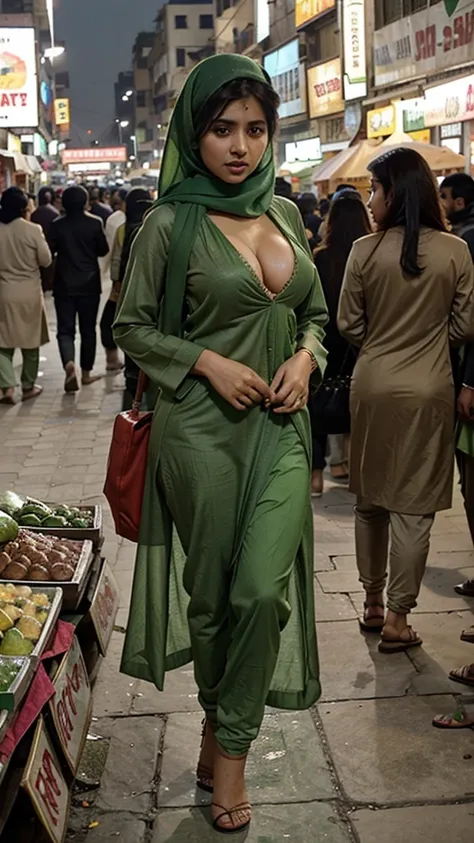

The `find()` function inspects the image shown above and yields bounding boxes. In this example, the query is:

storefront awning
[11,152,35,175]
[26,155,42,174]
[0,149,15,164]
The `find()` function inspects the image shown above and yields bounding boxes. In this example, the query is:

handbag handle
[132,370,149,413]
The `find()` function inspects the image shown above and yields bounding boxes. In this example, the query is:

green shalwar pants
[159,422,309,756]
[0,348,39,390]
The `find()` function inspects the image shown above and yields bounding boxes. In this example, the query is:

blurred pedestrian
[295,193,321,251]
[48,185,109,392]
[310,189,372,495]
[338,148,474,652]
[89,186,113,224]
[101,187,151,390]
[31,186,59,293]
[0,186,52,404]
[105,187,127,255]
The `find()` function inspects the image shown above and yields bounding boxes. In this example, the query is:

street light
[122,95,129,102]
[126,90,133,97]
[43,46,65,60]
[118,120,129,144]
[130,135,138,159]
[120,121,129,128]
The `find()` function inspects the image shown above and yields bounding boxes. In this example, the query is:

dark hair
[440,173,474,207]
[296,192,318,216]
[0,186,28,224]
[336,183,358,193]
[332,186,360,201]
[368,147,446,277]
[195,77,280,140]
[99,187,110,203]
[89,186,100,202]
[38,186,56,206]
[274,177,292,199]
[318,198,330,217]
[62,185,88,214]
[125,187,152,224]
[321,191,372,314]
[118,188,129,202]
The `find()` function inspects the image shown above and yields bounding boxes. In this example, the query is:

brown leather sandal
[359,601,385,633]
[378,625,422,653]
[212,802,252,835]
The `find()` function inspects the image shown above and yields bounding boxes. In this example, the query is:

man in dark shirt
[89,186,113,225]
[48,186,109,392]
[31,187,59,292]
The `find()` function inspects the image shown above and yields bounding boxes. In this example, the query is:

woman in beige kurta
[338,149,474,653]
[0,187,52,404]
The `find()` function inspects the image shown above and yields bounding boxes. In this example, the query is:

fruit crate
[19,505,103,544]
[0,543,94,612]
[0,657,32,714]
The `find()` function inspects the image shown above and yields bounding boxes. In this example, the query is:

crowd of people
[0,181,152,402]
[1,50,474,832]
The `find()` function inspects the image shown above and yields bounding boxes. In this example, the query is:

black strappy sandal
[196,719,214,793]
[211,802,252,835]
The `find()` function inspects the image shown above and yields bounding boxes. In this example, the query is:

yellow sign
[54,98,70,126]
[367,105,395,138]
[7,132,22,152]
[408,129,430,144]
[307,59,343,119]
[295,0,336,29]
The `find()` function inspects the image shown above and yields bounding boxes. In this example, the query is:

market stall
[0,492,119,842]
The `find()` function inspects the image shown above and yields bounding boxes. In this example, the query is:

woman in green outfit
[113,54,328,834]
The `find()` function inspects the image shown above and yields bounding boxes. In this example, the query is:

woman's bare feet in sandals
[211,748,252,834]
[0,387,16,405]
[64,362,79,393]
[196,719,217,792]
[22,384,43,401]
[359,592,385,633]
[379,610,422,653]
[82,370,103,386]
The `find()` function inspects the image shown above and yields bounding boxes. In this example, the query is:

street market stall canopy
[313,132,465,191]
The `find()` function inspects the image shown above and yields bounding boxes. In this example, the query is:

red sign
[90,561,119,655]
[22,717,70,843]
[50,636,92,775]
[61,146,127,165]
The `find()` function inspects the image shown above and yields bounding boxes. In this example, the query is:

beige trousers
[355,498,434,614]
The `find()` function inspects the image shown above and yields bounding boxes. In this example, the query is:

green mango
[42,515,68,528]
[0,628,34,656]
[0,510,19,543]
[19,514,43,528]
[70,518,88,528]
[68,507,82,517]
[54,505,71,518]
[0,491,25,517]
[21,503,52,518]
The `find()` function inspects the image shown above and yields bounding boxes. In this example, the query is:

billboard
[343,0,367,101]
[374,0,474,88]
[307,59,344,119]
[54,98,70,126]
[62,147,127,165]
[295,0,335,29]
[0,28,39,128]
[263,40,306,119]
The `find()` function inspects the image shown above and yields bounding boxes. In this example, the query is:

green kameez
[114,195,327,755]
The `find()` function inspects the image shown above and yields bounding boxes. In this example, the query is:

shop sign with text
[263,40,306,119]
[22,717,70,843]
[50,635,92,775]
[374,0,474,87]
[90,561,119,655]
[0,28,39,128]
[295,0,335,29]
[343,0,367,101]
[62,147,127,165]
[403,74,474,131]
[285,137,322,163]
[367,105,395,138]
[54,98,70,127]
[307,59,343,119]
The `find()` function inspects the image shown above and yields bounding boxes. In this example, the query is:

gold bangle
[298,348,317,372]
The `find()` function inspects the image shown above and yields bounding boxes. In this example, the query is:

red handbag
[104,371,152,542]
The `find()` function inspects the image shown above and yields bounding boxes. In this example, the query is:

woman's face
[199,95,269,185]
[26,197,35,220]
[368,176,389,226]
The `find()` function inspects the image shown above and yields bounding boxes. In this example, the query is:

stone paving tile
[314,579,358,623]
[405,612,474,695]
[160,712,335,809]
[317,620,417,702]
[319,696,474,805]
[316,571,363,593]
[84,812,147,842]
[427,549,474,570]
[154,803,351,843]
[350,805,474,843]
[92,632,136,717]
[132,667,200,715]
[95,716,164,814]
[114,568,135,608]
[414,566,474,613]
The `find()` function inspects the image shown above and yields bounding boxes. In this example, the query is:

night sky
[55,0,159,146]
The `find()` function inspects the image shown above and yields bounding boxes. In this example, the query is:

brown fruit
[28,564,50,581]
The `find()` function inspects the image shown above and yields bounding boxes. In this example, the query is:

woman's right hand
[193,350,271,411]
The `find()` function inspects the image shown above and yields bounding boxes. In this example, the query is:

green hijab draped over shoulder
[153,53,276,335]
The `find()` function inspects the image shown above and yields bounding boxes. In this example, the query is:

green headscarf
[153,53,276,335]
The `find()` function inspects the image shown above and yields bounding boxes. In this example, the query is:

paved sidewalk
[1,298,474,843]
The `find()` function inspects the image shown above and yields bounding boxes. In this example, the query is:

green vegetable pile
[0,659,21,692]
[0,493,94,531]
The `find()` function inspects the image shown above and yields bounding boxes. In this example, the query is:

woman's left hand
[268,351,314,414]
